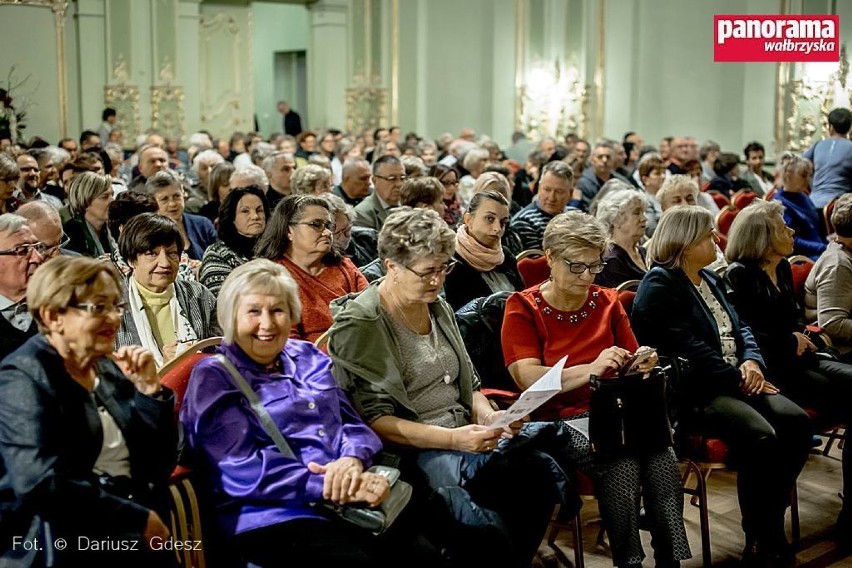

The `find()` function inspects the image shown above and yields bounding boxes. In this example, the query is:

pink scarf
[455,224,505,272]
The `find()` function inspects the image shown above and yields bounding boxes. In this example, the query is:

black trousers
[778,358,852,516]
[702,393,811,544]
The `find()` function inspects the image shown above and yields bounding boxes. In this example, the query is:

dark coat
[0,334,176,565]
[723,259,812,377]
[631,266,765,407]
[444,249,524,311]
[346,226,379,269]
[182,212,217,260]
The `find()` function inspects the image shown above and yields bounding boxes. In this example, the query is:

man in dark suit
[277,101,303,137]
[0,214,46,360]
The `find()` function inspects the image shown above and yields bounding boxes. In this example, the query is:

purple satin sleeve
[180,341,383,510]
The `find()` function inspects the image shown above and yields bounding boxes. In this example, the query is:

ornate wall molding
[104,54,142,143]
[151,56,185,141]
[0,0,68,137]
[347,0,387,131]
[198,11,251,134]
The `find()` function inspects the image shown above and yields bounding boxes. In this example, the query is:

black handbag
[214,354,412,535]
[588,368,674,459]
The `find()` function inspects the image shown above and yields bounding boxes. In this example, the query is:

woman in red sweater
[502,211,690,568]
[255,194,367,342]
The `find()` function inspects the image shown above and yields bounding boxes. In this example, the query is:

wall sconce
[784,44,849,151]
[518,60,587,140]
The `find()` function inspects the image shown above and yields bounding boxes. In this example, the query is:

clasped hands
[739,359,779,396]
[307,457,389,507]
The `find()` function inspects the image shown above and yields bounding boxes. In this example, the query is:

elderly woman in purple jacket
[180,259,400,567]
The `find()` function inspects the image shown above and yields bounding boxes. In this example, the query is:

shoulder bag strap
[214,354,297,460]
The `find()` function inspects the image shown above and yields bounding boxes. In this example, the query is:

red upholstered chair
[715,206,738,237]
[516,249,550,288]
[788,255,814,306]
[708,191,730,210]
[159,337,221,568]
[731,190,759,210]
[824,196,839,236]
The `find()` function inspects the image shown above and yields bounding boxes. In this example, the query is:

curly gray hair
[595,190,646,234]
[378,207,455,266]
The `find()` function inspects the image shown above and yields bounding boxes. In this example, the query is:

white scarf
[127,278,198,367]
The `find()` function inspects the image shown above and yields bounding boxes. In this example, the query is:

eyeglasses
[373,174,407,184]
[441,179,460,187]
[0,242,49,257]
[71,302,128,317]
[334,223,353,237]
[42,234,70,257]
[404,260,457,282]
[562,258,607,274]
[292,220,336,233]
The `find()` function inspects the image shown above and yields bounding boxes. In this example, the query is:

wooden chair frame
[158,337,223,378]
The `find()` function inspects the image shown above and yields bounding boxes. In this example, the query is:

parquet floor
[548,443,852,567]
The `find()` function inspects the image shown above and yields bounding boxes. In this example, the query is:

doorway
[274,50,308,131]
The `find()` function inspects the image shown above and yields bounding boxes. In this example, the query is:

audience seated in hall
[724,199,852,540]
[632,206,811,566]
[329,207,581,568]
[181,259,439,568]
[502,210,690,568]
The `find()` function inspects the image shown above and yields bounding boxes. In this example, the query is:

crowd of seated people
[2,110,852,567]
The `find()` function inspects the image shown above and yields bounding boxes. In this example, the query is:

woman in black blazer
[0,257,176,567]
[444,190,524,310]
[724,199,852,538]
[631,206,811,567]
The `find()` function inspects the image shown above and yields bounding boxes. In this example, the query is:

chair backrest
[789,256,815,304]
[824,196,838,236]
[516,248,545,261]
[731,190,758,210]
[314,330,330,353]
[764,187,777,202]
[708,191,730,209]
[715,206,738,236]
[517,254,550,288]
[617,289,637,316]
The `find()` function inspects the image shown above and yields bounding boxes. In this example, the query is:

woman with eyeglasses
[255,194,368,343]
[329,207,582,568]
[318,192,378,269]
[0,256,176,567]
[115,213,221,368]
[443,190,523,311]
[503,211,690,568]
[428,164,463,228]
[632,206,811,566]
